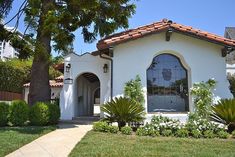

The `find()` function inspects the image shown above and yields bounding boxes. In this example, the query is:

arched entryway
[147,53,189,112]
[75,73,100,116]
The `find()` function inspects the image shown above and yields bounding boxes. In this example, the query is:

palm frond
[210,99,235,125]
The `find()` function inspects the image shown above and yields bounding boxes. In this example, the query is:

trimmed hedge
[0,102,9,126]
[9,100,29,126]
[0,59,62,93]
[0,62,29,93]
[47,102,60,125]
[30,102,50,126]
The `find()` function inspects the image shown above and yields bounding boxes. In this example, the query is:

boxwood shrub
[175,129,189,138]
[93,121,110,132]
[9,100,29,126]
[161,129,173,137]
[30,102,49,126]
[217,131,230,139]
[203,130,215,138]
[121,126,132,135]
[232,130,235,138]
[109,126,119,134]
[0,102,9,126]
[47,102,60,124]
[191,130,202,138]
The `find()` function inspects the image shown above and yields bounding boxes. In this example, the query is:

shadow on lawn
[0,126,57,134]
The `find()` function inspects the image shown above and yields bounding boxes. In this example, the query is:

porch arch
[74,72,101,117]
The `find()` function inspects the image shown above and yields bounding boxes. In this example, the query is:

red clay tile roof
[55,75,64,82]
[23,80,63,88]
[97,19,235,50]
[53,63,64,72]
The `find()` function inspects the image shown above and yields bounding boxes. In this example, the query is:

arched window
[147,54,189,112]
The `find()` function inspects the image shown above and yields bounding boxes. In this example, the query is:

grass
[0,126,56,157]
[70,131,235,157]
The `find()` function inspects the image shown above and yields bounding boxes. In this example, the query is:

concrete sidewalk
[6,124,92,157]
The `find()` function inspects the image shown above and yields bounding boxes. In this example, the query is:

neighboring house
[23,76,63,103]
[225,27,235,75]
[60,19,235,121]
[0,27,21,61]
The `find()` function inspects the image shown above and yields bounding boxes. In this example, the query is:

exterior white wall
[112,32,232,119]
[24,87,62,103]
[0,40,19,61]
[60,53,110,120]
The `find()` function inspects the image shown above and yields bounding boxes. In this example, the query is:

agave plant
[101,97,145,129]
[210,99,235,133]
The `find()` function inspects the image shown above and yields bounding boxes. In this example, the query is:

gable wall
[112,32,232,113]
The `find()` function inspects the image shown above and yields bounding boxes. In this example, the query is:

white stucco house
[60,19,235,121]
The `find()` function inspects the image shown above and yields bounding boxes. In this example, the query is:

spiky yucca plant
[210,99,235,133]
[101,97,145,129]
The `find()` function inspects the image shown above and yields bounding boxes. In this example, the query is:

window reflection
[147,54,189,112]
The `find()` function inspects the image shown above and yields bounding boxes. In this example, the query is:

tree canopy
[1,0,137,104]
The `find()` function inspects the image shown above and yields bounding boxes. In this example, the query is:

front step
[72,116,100,121]
[59,116,100,125]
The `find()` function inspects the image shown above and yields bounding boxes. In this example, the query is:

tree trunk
[118,121,126,130]
[228,122,235,133]
[28,0,54,105]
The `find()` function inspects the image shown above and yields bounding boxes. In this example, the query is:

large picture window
[147,54,189,112]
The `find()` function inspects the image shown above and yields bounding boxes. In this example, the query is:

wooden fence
[0,91,22,101]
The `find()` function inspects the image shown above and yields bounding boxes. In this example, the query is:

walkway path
[6,124,92,157]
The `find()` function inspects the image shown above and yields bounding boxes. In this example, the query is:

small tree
[124,75,145,105]
[190,79,216,119]
[227,74,235,97]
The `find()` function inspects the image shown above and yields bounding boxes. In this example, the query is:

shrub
[232,131,235,138]
[121,126,132,135]
[175,129,189,138]
[109,125,119,134]
[186,113,224,134]
[136,127,149,136]
[93,121,110,132]
[191,130,202,138]
[210,99,235,133]
[136,124,159,137]
[203,130,215,138]
[9,100,29,126]
[124,75,145,105]
[161,129,173,137]
[47,102,60,124]
[228,74,235,97]
[101,97,145,129]
[151,115,182,134]
[0,102,9,126]
[190,78,216,119]
[217,130,230,139]
[30,102,50,126]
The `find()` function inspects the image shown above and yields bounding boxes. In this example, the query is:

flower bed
[93,115,235,139]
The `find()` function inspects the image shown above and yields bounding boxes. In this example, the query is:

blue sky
[5,0,235,56]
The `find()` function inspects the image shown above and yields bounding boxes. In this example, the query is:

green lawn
[70,131,235,157]
[0,126,56,157]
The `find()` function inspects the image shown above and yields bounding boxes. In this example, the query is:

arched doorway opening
[76,73,100,117]
[147,53,189,112]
